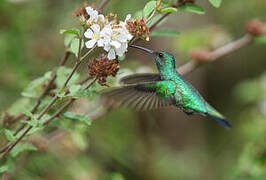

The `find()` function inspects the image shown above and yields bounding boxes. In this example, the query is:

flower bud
[246,19,265,36]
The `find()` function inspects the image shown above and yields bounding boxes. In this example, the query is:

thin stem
[97,0,110,12]
[0,51,71,154]
[81,46,96,61]
[43,99,74,125]
[177,34,254,75]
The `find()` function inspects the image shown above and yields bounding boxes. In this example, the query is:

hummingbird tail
[207,113,232,129]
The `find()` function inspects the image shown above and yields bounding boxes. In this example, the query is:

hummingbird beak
[130,45,154,54]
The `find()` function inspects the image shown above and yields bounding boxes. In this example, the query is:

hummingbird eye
[158,53,164,58]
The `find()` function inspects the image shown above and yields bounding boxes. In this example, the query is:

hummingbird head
[130,45,176,71]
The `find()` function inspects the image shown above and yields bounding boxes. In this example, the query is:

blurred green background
[0,0,266,179]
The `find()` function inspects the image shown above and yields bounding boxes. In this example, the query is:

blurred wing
[102,82,175,111]
[120,73,162,85]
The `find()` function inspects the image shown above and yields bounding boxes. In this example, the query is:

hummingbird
[103,45,232,128]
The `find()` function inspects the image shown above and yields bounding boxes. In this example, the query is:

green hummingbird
[103,45,232,128]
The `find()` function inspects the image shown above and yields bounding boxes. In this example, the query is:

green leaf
[254,35,266,44]
[70,38,83,56]
[151,29,180,37]
[160,7,178,13]
[21,71,52,98]
[20,108,34,119]
[60,29,79,35]
[209,0,222,8]
[0,164,14,173]
[143,1,157,17]
[4,129,16,142]
[134,10,143,18]
[67,84,82,97]
[10,143,37,157]
[63,112,91,126]
[72,87,98,100]
[56,66,80,89]
[178,3,205,14]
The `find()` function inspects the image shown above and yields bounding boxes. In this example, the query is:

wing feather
[101,82,175,110]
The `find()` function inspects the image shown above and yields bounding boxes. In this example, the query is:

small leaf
[0,164,14,173]
[68,84,82,97]
[254,35,266,44]
[21,71,53,98]
[209,0,222,8]
[60,29,79,35]
[70,38,82,56]
[56,66,80,89]
[4,129,16,142]
[10,143,37,157]
[64,34,76,47]
[20,108,34,119]
[160,7,178,13]
[63,112,91,126]
[178,3,205,14]
[143,1,157,17]
[134,10,143,18]
[151,29,180,37]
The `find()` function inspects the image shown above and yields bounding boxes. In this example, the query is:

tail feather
[207,113,232,129]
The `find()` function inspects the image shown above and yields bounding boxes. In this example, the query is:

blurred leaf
[0,164,14,174]
[254,35,266,44]
[72,87,98,100]
[60,29,79,35]
[143,1,156,17]
[4,129,16,142]
[151,29,180,37]
[111,173,126,180]
[233,79,262,104]
[20,108,34,119]
[147,14,164,26]
[178,3,205,14]
[56,66,80,89]
[68,84,82,97]
[10,143,37,157]
[63,112,91,126]
[70,38,83,56]
[134,10,143,18]
[21,71,53,98]
[160,7,178,13]
[209,0,222,8]
[64,34,76,47]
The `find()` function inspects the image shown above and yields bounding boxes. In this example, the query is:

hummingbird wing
[120,73,162,85]
[102,82,175,111]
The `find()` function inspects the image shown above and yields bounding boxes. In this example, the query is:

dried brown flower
[127,18,150,41]
[73,2,90,19]
[88,55,120,86]
[246,19,265,36]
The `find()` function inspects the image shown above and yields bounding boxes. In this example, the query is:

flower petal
[125,14,131,21]
[110,40,121,49]
[91,24,100,34]
[85,39,96,48]
[97,39,104,47]
[108,49,116,60]
[84,29,93,38]
[104,44,111,51]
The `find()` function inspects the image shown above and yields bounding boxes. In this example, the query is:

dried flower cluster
[88,55,120,85]
[127,18,150,41]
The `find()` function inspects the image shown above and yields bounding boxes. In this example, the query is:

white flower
[85,6,105,23]
[84,12,134,60]
[84,24,103,48]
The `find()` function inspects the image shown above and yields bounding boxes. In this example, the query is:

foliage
[0,0,266,179]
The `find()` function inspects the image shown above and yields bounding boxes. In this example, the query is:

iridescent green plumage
[103,45,232,128]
